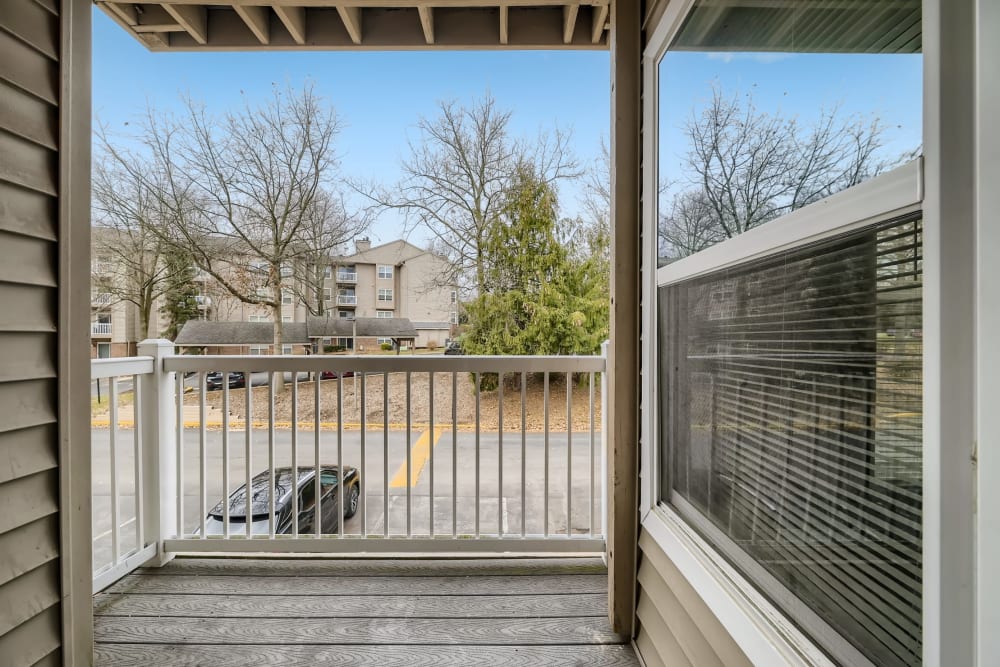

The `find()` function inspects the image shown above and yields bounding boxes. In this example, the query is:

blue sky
[92,8,611,246]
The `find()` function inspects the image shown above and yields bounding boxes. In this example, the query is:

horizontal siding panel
[636,593,692,667]
[637,560,724,667]
[0,181,57,241]
[0,379,56,435]
[639,530,752,667]
[0,79,56,150]
[0,30,57,104]
[0,603,60,667]
[0,560,60,636]
[0,0,58,60]
[0,515,59,587]
[0,423,57,485]
[0,469,58,535]
[0,234,56,287]
[31,648,60,667]
[31,0,58,17]
[0,130,57,196]
[634,621,666,667]
[0,284,56,332]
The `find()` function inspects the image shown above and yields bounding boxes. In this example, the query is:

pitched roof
[282,323,309,345]
[175,321,275,346]
[411,321,452,330]
[305,316,418,339]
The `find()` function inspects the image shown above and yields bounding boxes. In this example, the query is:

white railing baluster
[498,373,503,537]
[337,373,344,539]
[429,371,435,537]
[405,371,412,538]
[199,371,206,539]
[452,371,457,538]
[383,372,389,538]
[268,372,275,538]
[110,377,119,563]
[543,372,549,537]
[360,372,367,537]
[133,375,144,551]
[291,375,298,537]
[475,371,480,538]
[222,381,230,538]
[589,371,596,536]
[175,373,183,537]
[521,372,526,538]
[247,369,253,539]
[315,374,321,539]
[567,372,572,537]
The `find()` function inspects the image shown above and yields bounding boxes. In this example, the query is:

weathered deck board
[94,616,626,645]
[94,557,637,666]
[94,592,608,618]
[106,573,608,596]
[94,644,641,666]
[136,557,608,577]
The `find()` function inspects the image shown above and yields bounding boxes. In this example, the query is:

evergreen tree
[160,248,201,340]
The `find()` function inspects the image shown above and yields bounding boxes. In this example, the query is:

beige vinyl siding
[0,0,65,664]
[634,529,752,667]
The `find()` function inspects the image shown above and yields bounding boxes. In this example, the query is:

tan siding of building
[633,529,752,667]
[0,0,92,662]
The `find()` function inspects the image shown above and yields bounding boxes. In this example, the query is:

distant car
[320,370,355,380]
[443,340,464,355]
[201,465,360,536]
[205,371,246,391]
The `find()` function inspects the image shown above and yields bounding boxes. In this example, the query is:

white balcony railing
[337,294,357,306]
[92,322,112,335]
[336,271,358,283]
[92,292,113,306]
[91,343,607,591]
[194,295,212,308]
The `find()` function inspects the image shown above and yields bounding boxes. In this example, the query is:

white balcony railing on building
[336,271,358,283]
[92,322,112,335]
[91,343,607,590]
[337,294,357,306]
[194,295,212,308]
[92,292,113,306]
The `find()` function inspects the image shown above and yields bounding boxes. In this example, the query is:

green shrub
[323,345,335,353]
[380,342,393,351]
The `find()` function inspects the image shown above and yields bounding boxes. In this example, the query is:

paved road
[91,428,603,566]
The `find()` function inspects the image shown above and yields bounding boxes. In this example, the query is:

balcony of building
[336,270,358,283]
[90,346,629,664]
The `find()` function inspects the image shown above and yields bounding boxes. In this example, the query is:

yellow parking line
[389,426,447,489]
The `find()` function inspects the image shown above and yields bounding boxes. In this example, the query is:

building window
[324,266,333,279]
[282,315,292,322]
[338,310,354,319]
[378,288,393,302]
[249,346,267,355]
[377,265,393,280]
[323,288,332,302]
[282,289,293,305]
[450,290,458,303]
[450,312,458,324]
[336,337,354,350]
[280,264,293,277]
[376,310,393,319]
[248,314,270,323]
[281,344,293,354]
[377,337,392,346]
[254,287,269,299]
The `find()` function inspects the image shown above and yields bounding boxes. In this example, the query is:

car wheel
[343,483,360,519]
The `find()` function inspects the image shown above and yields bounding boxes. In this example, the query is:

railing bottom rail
[163,537,605,555]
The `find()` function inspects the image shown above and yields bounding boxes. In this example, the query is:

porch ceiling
[95,1,611,50]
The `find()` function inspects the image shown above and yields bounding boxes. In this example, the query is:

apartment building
[91,236,457,356]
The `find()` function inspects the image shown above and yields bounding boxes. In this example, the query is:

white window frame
[450,290,458,303]
[376,310,393,319]
[639,5,927,665]
[377,337,393,346]
[450,311,458,325]
[324,266,333,279]
[323,288,332,302]
[281,289,293,305]
[378,288,393,302]
[281,344,293,355]
[377,264,393,280]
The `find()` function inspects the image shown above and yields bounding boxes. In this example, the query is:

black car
[443,340,464,355]
[202,465,360,536]
[205,371,246,390]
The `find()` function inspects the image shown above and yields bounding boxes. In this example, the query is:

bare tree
[364,93,580,295]
[91,156,187,340]
[679,86,888,244]
[100,84,344,358]
[658,189,725,261]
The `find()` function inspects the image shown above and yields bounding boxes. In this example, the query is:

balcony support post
[138,339,178,567]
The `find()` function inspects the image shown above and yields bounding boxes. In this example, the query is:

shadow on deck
[94,557,638,666]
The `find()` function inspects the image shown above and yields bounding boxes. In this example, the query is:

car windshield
[208,467,339,519]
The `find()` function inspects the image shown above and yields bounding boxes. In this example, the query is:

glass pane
[656,0,922,264]
[660,216,922,665]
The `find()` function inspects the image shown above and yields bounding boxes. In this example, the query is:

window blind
[660,215,922,666]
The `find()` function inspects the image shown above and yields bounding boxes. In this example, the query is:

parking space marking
[389,426,447,489]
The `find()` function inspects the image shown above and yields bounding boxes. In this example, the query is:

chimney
[355,237,371,253]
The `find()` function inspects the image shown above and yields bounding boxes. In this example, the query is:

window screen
[660,215,922,666]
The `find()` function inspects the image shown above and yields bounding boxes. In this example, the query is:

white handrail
[164,354,606,374]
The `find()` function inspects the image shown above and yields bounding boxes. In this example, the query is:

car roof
[209,466,353,519]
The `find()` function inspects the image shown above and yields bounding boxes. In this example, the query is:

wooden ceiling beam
[273,5,306,44]
[162,4,208,44]
[562,5,578,44]
[141,0,608,7]
[235,5,271,44]
[591,4,608,43]
[499,4,508,44]
[336,6,362,44]
[417,6,434,44]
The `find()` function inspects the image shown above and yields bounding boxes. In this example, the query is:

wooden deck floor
[94,557,638,666]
